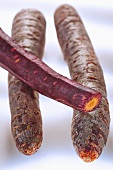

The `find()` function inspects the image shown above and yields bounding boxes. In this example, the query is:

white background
[0,0,113,169]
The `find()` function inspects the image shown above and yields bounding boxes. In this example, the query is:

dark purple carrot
[8,9,46,155]
[0,28,101,113]
[54,4,110,162]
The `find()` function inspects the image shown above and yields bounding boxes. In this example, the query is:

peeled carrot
[8,9,46,155]
[0,28,101,113]
[54,4,110,162]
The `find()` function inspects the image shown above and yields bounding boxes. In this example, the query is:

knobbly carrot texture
[0,29,101,113]
[54,4,110,162]
[8,9,46,155]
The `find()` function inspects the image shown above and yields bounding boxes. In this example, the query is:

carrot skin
[0,26,101,113]
[0,27,101,113]
[8,9,46,155]
[54,4,110,162]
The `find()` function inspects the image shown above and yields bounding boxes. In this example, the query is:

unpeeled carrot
[8,9,46,155]
[54,4,110,162]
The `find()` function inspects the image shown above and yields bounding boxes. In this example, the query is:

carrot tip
[19,141,42,155]
[79,149,99,162]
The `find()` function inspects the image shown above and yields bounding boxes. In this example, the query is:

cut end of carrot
[79,149,99,163]
[84,93,101,112]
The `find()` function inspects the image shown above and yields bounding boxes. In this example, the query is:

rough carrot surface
[8,9,46,155]
[54,4,110,162]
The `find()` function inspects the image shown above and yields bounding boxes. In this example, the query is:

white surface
[0,0,113,169]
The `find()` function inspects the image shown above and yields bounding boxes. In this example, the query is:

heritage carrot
[8,9,46,155]
[54,4,110,162]
[0,27,101,113]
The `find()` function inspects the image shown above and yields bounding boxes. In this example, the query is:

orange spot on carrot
[15,59,20,63]
[27,125,31,130]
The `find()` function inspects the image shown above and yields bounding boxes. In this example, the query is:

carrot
[0,28,101,113]
[8,9,46,155]
[54,4,110,162]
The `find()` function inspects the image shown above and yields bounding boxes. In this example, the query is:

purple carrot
[0,28,101,113]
